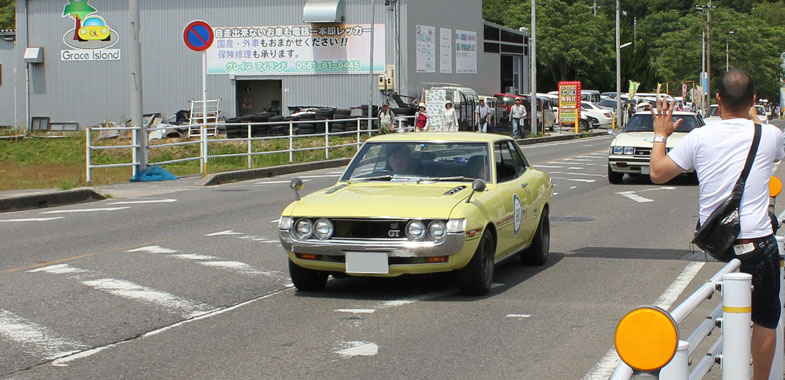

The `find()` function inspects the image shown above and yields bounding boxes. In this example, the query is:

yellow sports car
[78,17,111,41]
[278,132,553,295]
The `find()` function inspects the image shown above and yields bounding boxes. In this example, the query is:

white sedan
[581,101,613,129]
[608,111,705,184]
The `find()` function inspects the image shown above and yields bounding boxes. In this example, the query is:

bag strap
[731,124,762,212]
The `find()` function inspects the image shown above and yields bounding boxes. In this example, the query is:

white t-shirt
[668,118,785,238]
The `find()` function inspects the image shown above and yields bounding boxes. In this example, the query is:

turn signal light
[296,254,318,260]
[426,256,448,263]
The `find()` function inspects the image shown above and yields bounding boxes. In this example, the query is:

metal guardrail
[610,219,785,380]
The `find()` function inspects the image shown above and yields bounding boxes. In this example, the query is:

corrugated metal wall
[0,38,16,126]
[10,0,498,127]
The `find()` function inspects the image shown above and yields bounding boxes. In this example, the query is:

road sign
[183,20,214,52]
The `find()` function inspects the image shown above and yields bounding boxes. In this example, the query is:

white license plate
[640,166,650,175]
[345,252,389,274]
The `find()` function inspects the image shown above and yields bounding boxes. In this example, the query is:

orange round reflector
[614,306,678,372]
[770,177,782,197]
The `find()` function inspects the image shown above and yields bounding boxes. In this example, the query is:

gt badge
[513,193,523,237]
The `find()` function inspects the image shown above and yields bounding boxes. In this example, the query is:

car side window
[506,141,527,176]
[494,141,526,183]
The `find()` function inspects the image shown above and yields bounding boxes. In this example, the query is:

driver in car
[386,145,412,175]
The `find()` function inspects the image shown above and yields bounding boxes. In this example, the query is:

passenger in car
[466,155,488,181]
[386,145,413,175]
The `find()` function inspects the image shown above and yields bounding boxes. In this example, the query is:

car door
[493,140,535,257]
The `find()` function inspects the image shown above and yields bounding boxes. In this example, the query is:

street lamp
[726,30,734,72]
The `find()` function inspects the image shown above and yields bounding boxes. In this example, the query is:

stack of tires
[271,116,298,136]
[331,109,351,133]
[296,112,317,135]
[224,117,244,138]
[358,105,379,131]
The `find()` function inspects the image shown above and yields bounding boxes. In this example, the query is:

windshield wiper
[420,176,476,182]
[356,174,394,181]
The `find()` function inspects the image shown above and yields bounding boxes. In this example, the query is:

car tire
[608,165,624,184]
[458,230,495,296]
[522,207,550,266]
[579,119,589,131]
[288,259,328,291]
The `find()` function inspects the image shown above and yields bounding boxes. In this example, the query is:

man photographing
[650,69,784,380]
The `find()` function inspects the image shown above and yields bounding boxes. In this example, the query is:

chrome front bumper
[278,230,466,257]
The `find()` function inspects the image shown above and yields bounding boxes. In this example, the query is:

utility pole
[368,0,376,134]
[530,0,537,134]
[616,0,621,129]
[706,0,711,107]
[129,0,146,176]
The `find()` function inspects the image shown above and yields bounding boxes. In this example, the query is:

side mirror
[290,178,304,201]
[466,179,486,203]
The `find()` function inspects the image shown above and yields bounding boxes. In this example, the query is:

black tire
[458,230,495,295]
[522,207,550,266]
[288,259,327,291]
[579,119,589,131]
[297,127,316,135]
[608,165,624,184]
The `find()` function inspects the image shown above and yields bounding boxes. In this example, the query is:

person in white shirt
[475,99,490,133]
[441,101,458,132]
[650,69,784,380]
[509,97,528,139]
[377,103,395,133]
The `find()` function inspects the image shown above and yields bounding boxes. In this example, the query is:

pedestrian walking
[475,98,490,133]
[414,105,429,132]
[378,103,396,133]
[650,69,784,380]
[509,97,528,139]
[441,101,458,132]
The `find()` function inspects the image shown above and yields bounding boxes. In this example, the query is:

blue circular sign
[183,20,213,52]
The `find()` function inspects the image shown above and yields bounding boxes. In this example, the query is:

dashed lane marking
[335,309,376,314]
[550,177,596,183]
[40,207,130,214]
[0,217,64,223]
[205,230,244,237]
[0,309,88,360]
[617,191,654,203]
[334,341,379,358]
[506,314,532,319]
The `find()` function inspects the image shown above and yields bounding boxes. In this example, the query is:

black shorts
[736,235,781,329]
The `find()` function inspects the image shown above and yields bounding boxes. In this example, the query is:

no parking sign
[183,20,214,52]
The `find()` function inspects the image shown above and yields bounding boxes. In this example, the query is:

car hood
[612,131,687,148]
[286,181,474,219]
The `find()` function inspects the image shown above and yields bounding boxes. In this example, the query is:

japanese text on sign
[206,24,385,75]
[558,81,582,124]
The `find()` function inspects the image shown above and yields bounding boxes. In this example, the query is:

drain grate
[551,216,594,223]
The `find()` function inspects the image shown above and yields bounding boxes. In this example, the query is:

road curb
[198,158,352,186]
[0,188,105,213]
[517,130,611,145]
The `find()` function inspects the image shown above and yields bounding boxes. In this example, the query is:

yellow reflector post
[770,176,782,197]
[614,306,679,372]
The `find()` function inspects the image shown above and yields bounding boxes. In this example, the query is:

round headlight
[294,218,313,240]
[313,218,334,240]
[428,221,447,241]
[406,220,427,240]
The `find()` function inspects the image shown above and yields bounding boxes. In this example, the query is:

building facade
[3,0,528,128]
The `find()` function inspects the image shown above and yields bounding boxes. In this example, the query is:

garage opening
[235,80,282,117]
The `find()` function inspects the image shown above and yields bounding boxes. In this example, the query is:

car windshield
[343,142,491,182]
[709,106,719,117]
[623,114,701,133]
[756,106,766,115]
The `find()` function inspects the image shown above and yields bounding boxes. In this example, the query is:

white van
[422,85,480,131]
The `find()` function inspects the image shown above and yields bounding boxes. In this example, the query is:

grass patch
[0,132,367,191]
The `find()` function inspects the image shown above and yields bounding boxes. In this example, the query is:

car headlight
[612,146,624,155]
[279,216,293,230]
[294,218,313,240]
[427,221,447,241]
[313,218,334,240]
[623,147,634,155]
[406,220,427,240]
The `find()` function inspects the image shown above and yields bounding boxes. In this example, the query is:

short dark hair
[718,69,755,113]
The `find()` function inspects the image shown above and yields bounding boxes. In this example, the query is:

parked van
[581,90,601,103]
[421,85,479,131]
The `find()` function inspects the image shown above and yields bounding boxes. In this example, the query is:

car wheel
[579,119,589,131]
[522,207,549,266]
[288,259,328,291]
[458,230,495,295]
[608,165,623,184]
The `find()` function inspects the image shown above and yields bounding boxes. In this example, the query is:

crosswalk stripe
[0,217,64,223]
[41,207,130,214]
[81,278,212,318]
[0,309,88,360]
[130,246,282,278]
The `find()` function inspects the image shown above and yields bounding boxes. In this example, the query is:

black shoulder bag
[692,124,761,261]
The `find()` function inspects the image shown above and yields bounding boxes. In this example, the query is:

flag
[628,80,641,99]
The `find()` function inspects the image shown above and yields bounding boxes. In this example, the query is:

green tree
[0,0,14,30]
[63,0,96,41]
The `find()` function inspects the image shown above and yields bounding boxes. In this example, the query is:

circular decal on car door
[513,193,523,236]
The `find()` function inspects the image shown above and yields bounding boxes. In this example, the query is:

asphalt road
[0,131,783,380]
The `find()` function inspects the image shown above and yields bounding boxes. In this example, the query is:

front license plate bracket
[345,251,389,274]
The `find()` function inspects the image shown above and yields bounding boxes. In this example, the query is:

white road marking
[205,230,243,237]
[506,314,532,319]
[81,278,212,318]
[270,219,281,223]
[641,186,676,192]
[198,261,279,276]
[41,207,130,214]
[335,309,376,314]
[334,341,379,357]
[561,159,593,162]
[553,192,559,196]
[550,177,596,183]
[567,167,586,170]
[0,217,64,223]
[171,253,218,261]
[570,186,577,190]
[0,309,88,360]
[28,264,88,275]
[534,165,564,169]
[565,172,606,177]
[127,246,178,254]
[617,191,654,203]
[254,179,311,185]
[52,344,117,367]
[524,137,613,149]
[107,199,177,205]
[582,262,705,380]
[297,174,341,178]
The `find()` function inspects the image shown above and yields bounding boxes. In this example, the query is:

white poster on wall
[439,28,452,73]
[455,29,477,74]
[424,89,447,130]
[416,25,436,73]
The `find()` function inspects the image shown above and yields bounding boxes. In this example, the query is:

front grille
[634,147,651,157]
[331,219,441,240]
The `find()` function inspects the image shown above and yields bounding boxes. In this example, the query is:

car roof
[633,111,698,116]
[494,93,519,98]
[366,132,512,143]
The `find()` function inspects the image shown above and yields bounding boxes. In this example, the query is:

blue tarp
[130,165,178,182]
